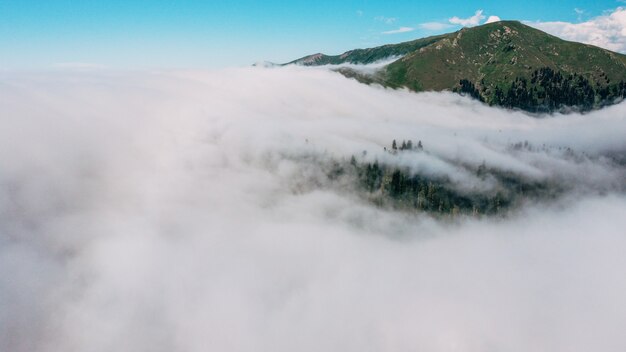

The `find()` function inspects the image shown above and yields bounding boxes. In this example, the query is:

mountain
[287,33,449,66]
[288,21,626,113]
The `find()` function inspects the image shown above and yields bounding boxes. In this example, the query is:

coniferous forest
[456,67,626,113]
[322,139,580,217]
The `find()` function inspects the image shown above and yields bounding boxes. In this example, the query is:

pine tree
[417,189,426,209]
[477,161,487,178]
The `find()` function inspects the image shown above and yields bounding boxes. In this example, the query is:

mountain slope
[289,21,626,112]
[288,33,448,66]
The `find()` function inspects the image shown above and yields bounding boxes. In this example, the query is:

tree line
[455,67,626,112]
[329,140,564,217]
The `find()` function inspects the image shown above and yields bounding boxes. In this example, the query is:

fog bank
[1,66,626,352]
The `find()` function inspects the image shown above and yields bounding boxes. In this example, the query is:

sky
[0,1,625,69]
[0,0,623,69]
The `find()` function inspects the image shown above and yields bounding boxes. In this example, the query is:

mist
[1,66,626,352]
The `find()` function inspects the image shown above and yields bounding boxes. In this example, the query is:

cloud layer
[1,66,626,352]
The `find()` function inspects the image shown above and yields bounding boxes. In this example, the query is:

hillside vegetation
[290,21,626,112]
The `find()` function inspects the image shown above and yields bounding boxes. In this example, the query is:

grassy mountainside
[289,21,626,112]
[288,33,448,66]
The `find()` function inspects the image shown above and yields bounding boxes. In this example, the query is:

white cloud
[485,15,501,24]
[382,26,415,35]
[375,16,397,24]
[419,22,455,31]
[1,66,626,352]
[449,9,486,27]
[527,7,626,53]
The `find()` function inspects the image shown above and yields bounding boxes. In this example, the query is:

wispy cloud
[356,10,363,17]
[382,26,415,35]
[419,22,455,31]
[375,16,397,24]
[574,8,585,21]
[449,10,486,27]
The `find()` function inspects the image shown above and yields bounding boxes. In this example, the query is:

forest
[456,67,626,112]
[323,139,568,217]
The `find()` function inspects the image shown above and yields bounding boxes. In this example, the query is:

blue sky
[0,0,624,69]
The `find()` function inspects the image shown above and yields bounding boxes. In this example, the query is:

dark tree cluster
[353,161,504,216]
[455,79,485,102]
[334,139,577,216]
[596,80,626,106]
[529,68,595,111]
[345,157,560,217]
[324,138,586,217]
[391,139,422,152]
[459,67,626,113]
[493,77,538,111]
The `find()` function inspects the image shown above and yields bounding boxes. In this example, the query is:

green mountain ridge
[287,32,449,66]
[288,21,626,112]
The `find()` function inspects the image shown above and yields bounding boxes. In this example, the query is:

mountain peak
[287,20,626,113]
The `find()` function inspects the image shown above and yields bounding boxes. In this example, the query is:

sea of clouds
[1,66,626,352]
